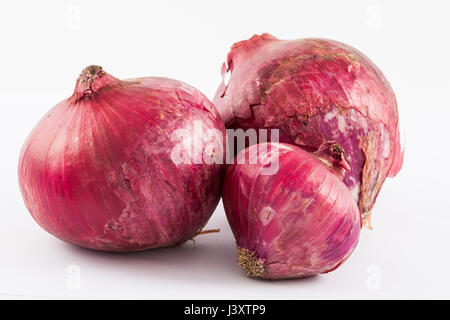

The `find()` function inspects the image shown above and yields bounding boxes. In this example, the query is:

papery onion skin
[214,34,403,220]
[18,66,226,252]
[222,142,360,279]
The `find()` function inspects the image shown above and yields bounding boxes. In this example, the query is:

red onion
[214,34,403,224]
[18,65,226,251]
[222,142,361,279]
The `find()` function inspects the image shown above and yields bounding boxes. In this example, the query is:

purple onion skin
[18,66,226,252]
[222,143,361,279]
[214,34,403,221]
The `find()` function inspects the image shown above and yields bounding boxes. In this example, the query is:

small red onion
[214,34,403,223]
[18,65,226,251]
[222,142,361,279]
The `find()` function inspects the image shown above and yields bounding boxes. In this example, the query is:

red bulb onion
[19,65,226,251]
[222,142,361,279]
[214,34,403,223]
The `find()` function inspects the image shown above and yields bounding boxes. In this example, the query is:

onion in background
[214,34,403,224]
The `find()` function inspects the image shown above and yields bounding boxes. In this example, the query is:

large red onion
[222,142,360,279]
[19,66,226,251]
[214,34,403,223]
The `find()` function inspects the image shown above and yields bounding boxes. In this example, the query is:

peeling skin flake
[214,34,403,217]
[259,206,275,226]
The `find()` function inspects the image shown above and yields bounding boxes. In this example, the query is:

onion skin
[214,34,403,220]
[18,66,226,252]
[222,143,361,279]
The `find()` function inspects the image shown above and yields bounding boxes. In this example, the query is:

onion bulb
[18,65,226,251]
[222,142,361,279]
[214,34,403,223]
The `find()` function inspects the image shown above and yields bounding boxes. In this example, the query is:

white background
[1,0,449,299]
